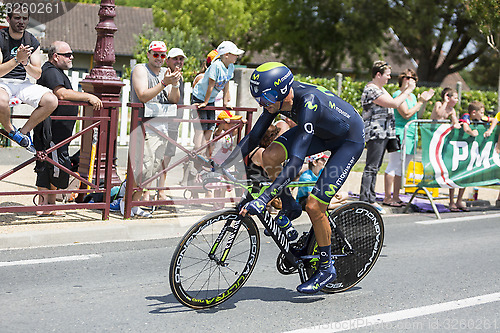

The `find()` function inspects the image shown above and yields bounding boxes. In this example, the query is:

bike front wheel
[305,201,384,293]
[169,209,260,309]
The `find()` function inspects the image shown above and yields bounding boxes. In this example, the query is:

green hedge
[295,75,499,118]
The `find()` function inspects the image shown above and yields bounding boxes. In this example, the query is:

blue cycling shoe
[9,129,36,153]
[296,264,336,294]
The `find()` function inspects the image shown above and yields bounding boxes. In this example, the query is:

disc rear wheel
[305,201,384,293]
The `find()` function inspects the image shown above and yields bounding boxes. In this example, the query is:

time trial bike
[169,170,384,309]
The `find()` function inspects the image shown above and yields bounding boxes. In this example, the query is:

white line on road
[284,292,500,333]
[416,212,500,225]
[0,254,101,267]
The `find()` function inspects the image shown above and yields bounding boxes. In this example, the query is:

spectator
[0,9,58,152]
[383,69,434,207]
[447,101,491,212]
[484,108,500,154]
[128,41,182,217]
[296,153,349,210]
[430,87,461,129]
[359,61,416,213]
[191,41,244,153]
[210,110,244,209]
[34,41,102,216]
[148,47,187,201]
[192,49,218,87]
[273,114,297,136]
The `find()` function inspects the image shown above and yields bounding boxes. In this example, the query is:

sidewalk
[1,147,499,250]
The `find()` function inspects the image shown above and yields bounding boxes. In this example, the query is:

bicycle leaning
[169,170,384,309]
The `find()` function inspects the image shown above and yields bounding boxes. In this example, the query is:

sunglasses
[152,53,166,59]
[57,52,73,58]
[254,90,278,108]
[403,75,417,80]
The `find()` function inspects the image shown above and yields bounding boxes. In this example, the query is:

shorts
[35,144,71,189]
[141,133,168,182]
[191,96,215,131]
[0,78,50,108]
[274,127,364,205]
[385,151,412,177]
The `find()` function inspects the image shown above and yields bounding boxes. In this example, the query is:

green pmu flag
[420,123,500,188]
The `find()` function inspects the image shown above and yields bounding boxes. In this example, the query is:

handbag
[386,135,401,153]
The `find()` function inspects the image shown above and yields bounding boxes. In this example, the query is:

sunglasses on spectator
[57,52,73,58]
[403,75,417,81]
[152,53,166,59]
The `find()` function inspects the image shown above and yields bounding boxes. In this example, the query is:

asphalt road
[1,212,499,332]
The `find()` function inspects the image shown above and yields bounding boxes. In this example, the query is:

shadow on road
[146,286,334,313]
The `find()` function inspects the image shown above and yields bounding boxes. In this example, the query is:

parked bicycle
[169,169,384,309]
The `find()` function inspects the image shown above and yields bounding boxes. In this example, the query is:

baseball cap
[168,47,187,59]
[217,110,242,120]
[148,41,167,52]
[216,41,245,56]
[305,152,328,163]
[206,49,218,66]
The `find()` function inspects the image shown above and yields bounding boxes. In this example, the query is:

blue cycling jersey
[227,81,365,205]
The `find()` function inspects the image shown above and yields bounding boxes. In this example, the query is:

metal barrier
[123,104,258,219]
[0,100,120,220]
[401,119,498,219]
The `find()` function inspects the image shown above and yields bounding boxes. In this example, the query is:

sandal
[449,207,461,212]
[457,206,470,212]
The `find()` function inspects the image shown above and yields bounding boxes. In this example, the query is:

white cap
[168,47,187,59]
[216,41,244,56]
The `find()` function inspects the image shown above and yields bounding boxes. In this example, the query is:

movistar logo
[312,283,320,290]
[256,201,265,210]
[329,101,335,109]
[252,73,259,80]
[271,188,278,196]
[325,184,338,198]
[305,101,318,111]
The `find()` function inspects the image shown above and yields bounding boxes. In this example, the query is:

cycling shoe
[296,264,336,294]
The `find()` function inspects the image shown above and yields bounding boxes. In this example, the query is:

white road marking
[284,292,500,333]
[0,254,101,267]
[416,212,500,225]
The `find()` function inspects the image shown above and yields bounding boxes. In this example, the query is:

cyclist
[221,62,365,294]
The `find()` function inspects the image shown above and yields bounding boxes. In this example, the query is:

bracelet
[161,80,167,87]
[13,57,20,65]
[22,58,30,67]
[172,83,180,88]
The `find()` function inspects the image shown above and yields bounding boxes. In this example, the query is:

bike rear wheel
[305,201,384,293]
[169,209,260,309]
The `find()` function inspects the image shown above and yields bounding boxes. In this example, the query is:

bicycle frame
[203,169,361,282]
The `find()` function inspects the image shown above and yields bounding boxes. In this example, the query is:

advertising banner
[420,123,500,188]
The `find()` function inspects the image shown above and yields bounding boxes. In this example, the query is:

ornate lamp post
[79,0,124,188]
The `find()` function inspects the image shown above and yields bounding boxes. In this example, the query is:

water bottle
[276,215,299,241]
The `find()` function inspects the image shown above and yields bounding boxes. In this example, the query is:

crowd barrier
[122,104,258,219]
[0,100,120,220]
[401,119,500,219]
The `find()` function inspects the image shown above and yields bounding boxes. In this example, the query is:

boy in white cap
[191,41,244,153]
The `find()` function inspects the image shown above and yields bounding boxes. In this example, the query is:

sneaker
[132,206,152,218]
[372,202,386,215]
[9,129,36,153]
[297,264,337,294]
[110,198,121,212]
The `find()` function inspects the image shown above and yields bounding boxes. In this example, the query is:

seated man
[0,9,57,152]
[221,62,365,294]
[34,41,102,216]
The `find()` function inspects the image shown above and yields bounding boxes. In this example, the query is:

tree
[249,0,391,76]
[465,0,499,111]
[151,0,255,48]
[388,0,488,84]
